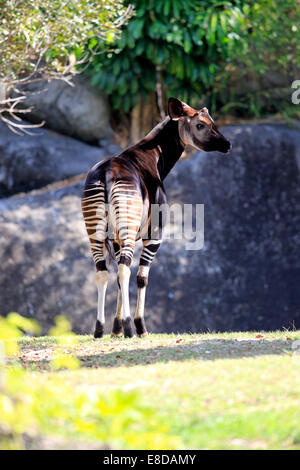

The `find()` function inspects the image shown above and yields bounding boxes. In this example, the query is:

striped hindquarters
[109,181,144,264]
[81,182,107,269]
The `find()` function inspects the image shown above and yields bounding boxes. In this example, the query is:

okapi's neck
[139,117,185,180]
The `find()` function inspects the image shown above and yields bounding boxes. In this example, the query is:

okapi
[82,97,231,338]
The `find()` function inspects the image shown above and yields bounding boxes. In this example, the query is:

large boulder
[0,121,120,197]
[0,180,96,333]
[158,124,300,332]
[0,124,299,333]
[20,76,113,142]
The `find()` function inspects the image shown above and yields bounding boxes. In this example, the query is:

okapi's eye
[196,123,205,131]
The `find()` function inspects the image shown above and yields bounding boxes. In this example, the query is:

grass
[5,330,300,449]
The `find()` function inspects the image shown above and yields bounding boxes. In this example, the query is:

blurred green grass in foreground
[1,314,300,450]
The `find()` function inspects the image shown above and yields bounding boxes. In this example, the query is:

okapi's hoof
[111,318,123,338]
[94,320,104,338]
[122,317,134,338]
[134,318,148,337]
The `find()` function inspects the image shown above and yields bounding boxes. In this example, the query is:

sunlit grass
[3,329,298,449]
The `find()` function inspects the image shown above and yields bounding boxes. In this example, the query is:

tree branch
[0,2,133,134]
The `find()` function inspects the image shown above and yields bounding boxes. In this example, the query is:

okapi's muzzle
[213,130,231,154]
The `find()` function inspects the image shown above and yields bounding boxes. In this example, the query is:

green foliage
[87,0,300,116]
[2,323,300,449]
[232,0,300,116]
[1,368,178,449]
[0,314,178,449]
[0,0,130,82]
[0,312,40,355]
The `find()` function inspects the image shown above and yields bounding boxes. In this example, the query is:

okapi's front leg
[135,239,162,336]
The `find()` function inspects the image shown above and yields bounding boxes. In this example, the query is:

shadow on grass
[16,336,296,370]
[79,339,294,367]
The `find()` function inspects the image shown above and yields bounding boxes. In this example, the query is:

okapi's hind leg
[111,243,123,337]
[118,261,134,338]
[111,244,135,338]
[110,181,143,338]
[81,182,108,338]
[135,239,162,336]
[94,258,108,338]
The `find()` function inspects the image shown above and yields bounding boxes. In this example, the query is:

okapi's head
[168,97,231,153]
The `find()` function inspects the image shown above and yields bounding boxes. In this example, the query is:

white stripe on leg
[135,265,149,319]
[118,264,131,319]
[96,270,108,324]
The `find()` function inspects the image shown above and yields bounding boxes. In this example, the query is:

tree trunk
[130,93,159,144]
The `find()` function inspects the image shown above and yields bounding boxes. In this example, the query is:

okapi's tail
[105,238,114,265]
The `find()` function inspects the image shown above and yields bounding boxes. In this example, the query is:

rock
[159,124,300,332]
[0,124,299,333]
[0,121,121,197]
[0,180,96,334]
[20,76,113,142]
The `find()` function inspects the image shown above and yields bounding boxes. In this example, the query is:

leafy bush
[232,0,300,117]
[0,1,132,133]
[87,0,300,117]
[0,0,129,81]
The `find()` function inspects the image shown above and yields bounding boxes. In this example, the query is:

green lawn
[3,330,300,449]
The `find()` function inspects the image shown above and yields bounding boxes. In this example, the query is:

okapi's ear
[168,97,198,120]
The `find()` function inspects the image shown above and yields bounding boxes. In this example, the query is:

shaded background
[0,0,300,333]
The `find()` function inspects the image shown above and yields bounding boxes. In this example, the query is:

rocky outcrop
[0,124,299,333]
[20,76,113,142]
[159,124,300,332]
[0,121,121,197]
[0,180,94,333]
